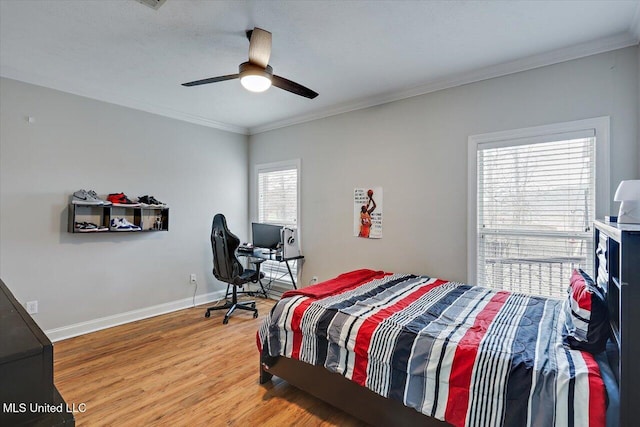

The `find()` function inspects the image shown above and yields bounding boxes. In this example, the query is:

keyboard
[238,244,254,253]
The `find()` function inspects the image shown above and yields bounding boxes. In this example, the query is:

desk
[238,248,304,294]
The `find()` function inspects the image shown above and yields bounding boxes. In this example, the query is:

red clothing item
[359,212,371,237]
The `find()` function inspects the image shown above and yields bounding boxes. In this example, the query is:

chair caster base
[204,294,258,324]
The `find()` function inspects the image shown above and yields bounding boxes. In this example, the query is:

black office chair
[205,213,260,324]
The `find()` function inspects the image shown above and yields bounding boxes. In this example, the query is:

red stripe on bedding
[290,298,314,359]
[571,271,592,311]
[445,291,509,427]
[584,352,606,427]
[288,270,387,360]
[351,278,447,386]
[282,269,389,299]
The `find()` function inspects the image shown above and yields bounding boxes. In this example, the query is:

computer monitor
[251,222,282,250]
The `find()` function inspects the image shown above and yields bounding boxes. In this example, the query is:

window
[468,118,609,298]
[258,167,298,227]
[255,160,300,283]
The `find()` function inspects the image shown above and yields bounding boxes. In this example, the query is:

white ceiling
[1,1,639,135]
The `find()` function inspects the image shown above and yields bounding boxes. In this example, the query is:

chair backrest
[211,213,244,285]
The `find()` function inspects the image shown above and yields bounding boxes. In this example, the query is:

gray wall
[249,46,639,286]
[1,46,637,338]
[0,78,249,336]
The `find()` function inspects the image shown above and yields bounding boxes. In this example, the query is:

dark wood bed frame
[259,220,639,427]
[259,357,446,426]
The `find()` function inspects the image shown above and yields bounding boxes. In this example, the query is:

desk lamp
[614,180,640,224]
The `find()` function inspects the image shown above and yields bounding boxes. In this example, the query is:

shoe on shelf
[87,190,111,205]
[137,195,152,207]
[74,221,107,232]
[110,217,141,231]
[72,189,103,205]
[107,193,141,207]
[138,195,167,208]
[75,221,96,232]
[149,196,166,207]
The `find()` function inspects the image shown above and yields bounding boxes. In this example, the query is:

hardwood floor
[54,296,369,427]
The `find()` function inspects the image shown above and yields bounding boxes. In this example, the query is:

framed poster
[354,187,383,239]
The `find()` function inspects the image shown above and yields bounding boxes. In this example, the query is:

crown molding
[249,32,638,135]
[0,69,250,135]
[3,30,637,137]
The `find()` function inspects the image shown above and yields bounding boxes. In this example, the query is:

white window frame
[467,117,610,285]
[253,159,301,285]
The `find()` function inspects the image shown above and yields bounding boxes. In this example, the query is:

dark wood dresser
[0,279,74,426]
[594,219,640,427]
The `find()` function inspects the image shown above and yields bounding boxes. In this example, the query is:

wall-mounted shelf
[68,204,169,233]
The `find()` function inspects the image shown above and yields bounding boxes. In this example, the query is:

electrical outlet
[26,300,38,314]
[190,274,197,284]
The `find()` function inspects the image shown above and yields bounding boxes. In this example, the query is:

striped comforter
[257,269,606,427]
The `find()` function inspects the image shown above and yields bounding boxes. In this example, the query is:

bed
[258,268,617,427]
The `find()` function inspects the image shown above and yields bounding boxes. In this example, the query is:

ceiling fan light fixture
[239,62,273,93]
[181,28,317,99]
[240,75,272,92]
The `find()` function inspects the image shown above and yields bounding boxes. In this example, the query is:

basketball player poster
[354,187,383,239]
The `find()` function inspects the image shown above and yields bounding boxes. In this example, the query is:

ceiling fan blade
[181,74,239,87]
[248,27,272,68]
[272,75,318,99]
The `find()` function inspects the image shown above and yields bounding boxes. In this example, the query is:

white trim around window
[253,159,301,229]
[253,159,302,286]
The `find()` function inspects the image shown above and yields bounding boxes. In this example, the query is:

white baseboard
[45,290,227,342]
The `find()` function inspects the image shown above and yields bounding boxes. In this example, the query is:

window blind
[258,168,297,226]
[476,135,595,298]
[257,166,298,283]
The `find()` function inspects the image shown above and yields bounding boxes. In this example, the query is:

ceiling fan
[182,27,318,99]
